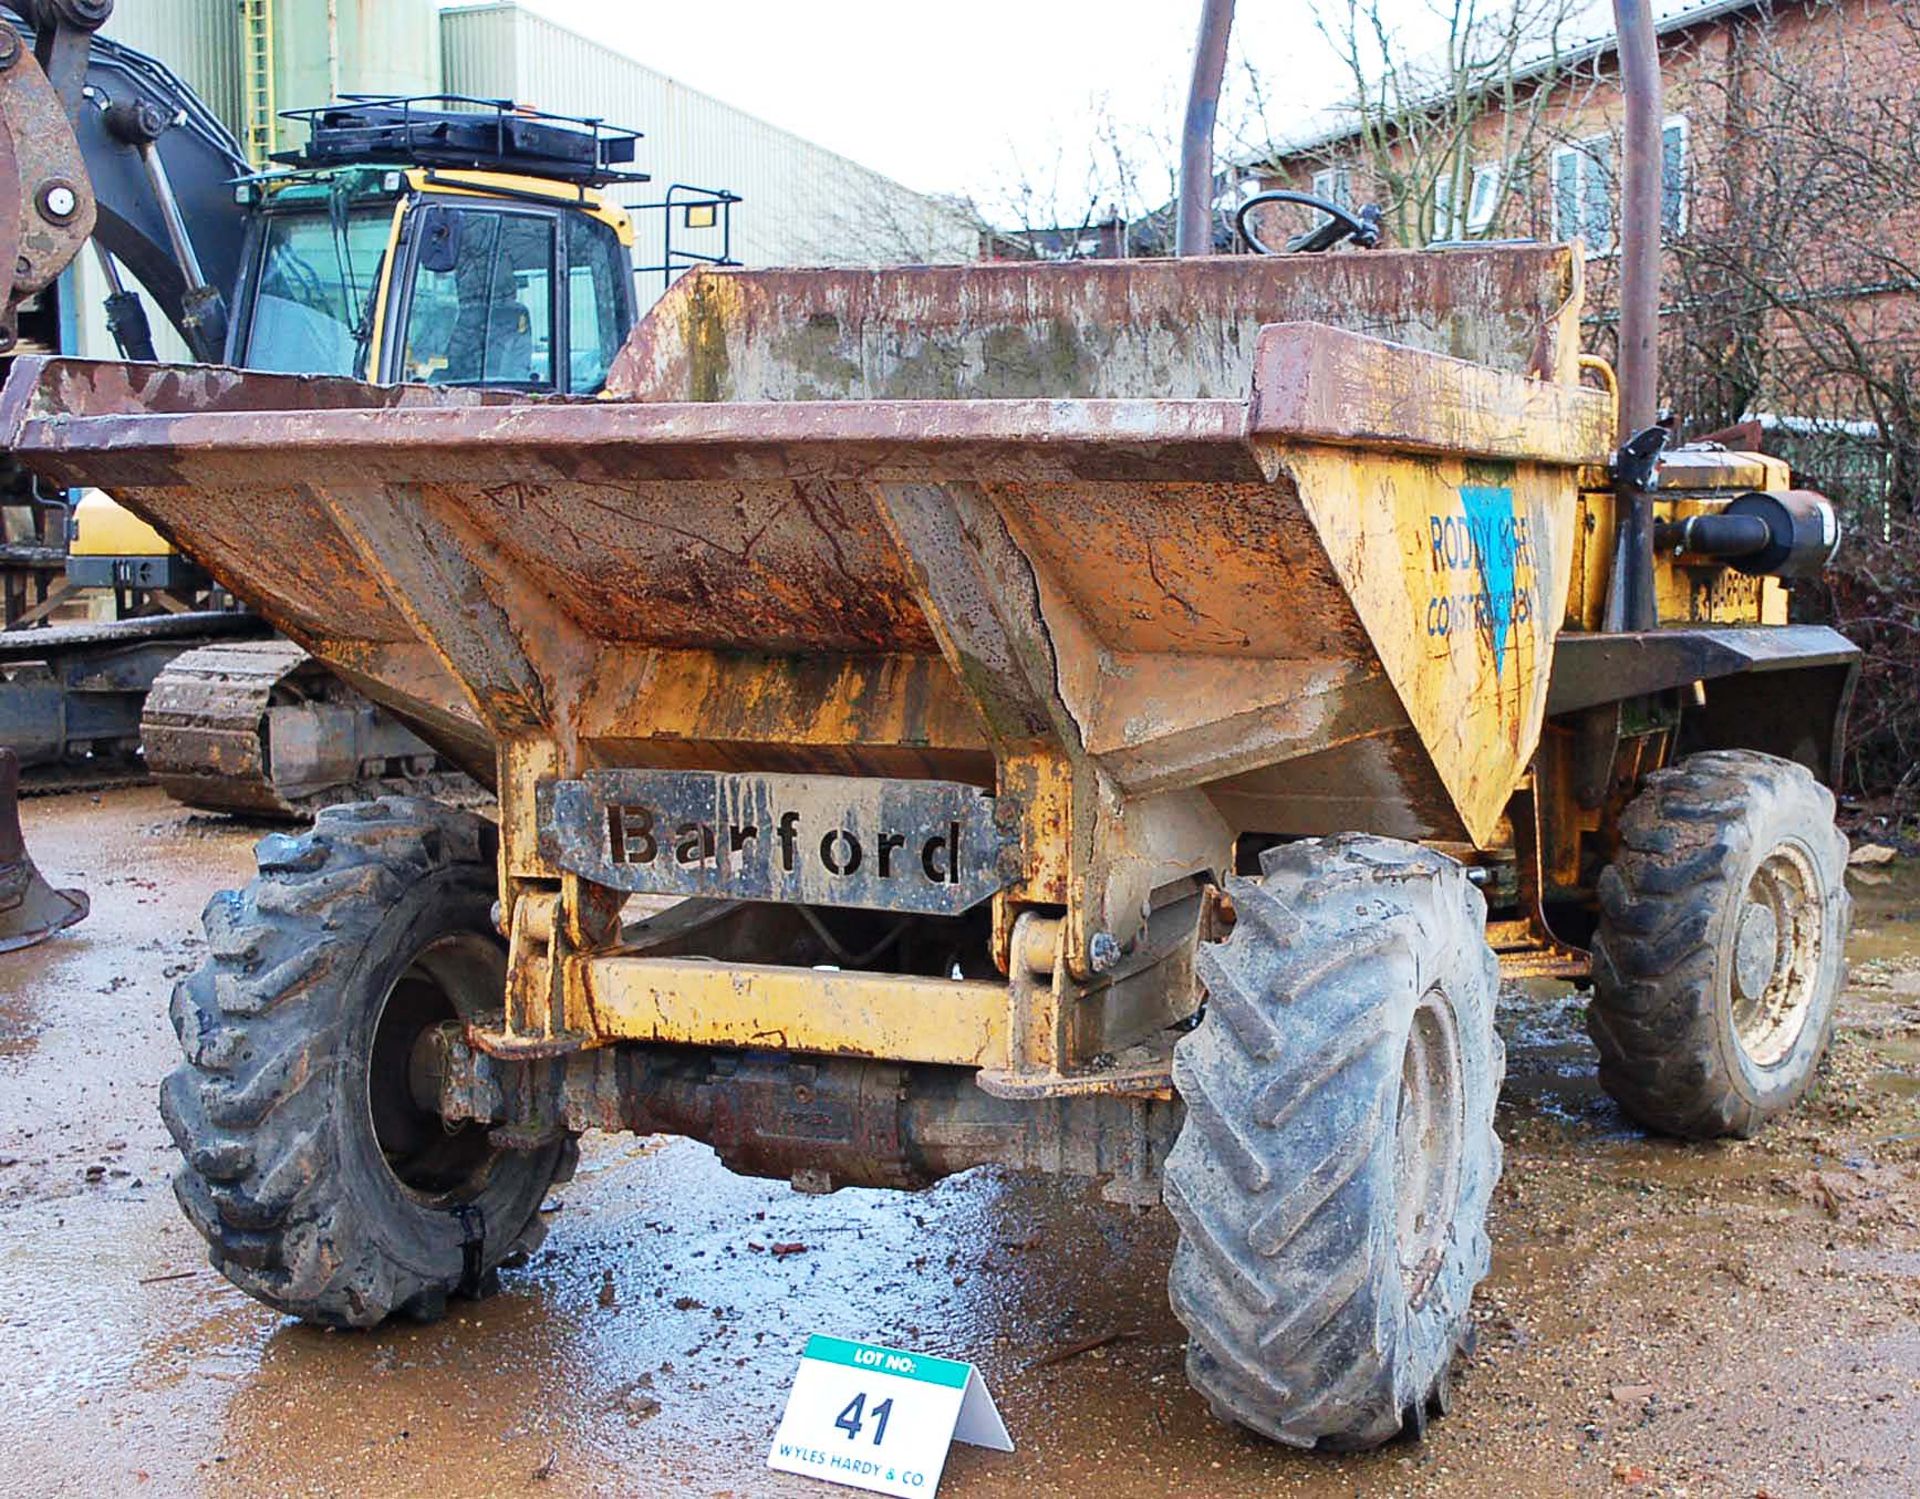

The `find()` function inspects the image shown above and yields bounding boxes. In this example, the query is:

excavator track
[0,610,272,792]
[141,639,466,819]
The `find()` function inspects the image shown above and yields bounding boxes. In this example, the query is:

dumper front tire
[1590,750,1850,1139]
[161,798,573,1327]
[1164,835,1503,1450]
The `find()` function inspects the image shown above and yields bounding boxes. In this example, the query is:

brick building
[1250,0,1920,486]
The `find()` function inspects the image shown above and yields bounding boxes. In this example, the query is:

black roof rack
[272,95,649,187]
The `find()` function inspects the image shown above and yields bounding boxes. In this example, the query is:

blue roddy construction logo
[1426,484,1538,673]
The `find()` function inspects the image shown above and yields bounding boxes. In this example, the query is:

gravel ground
[1,787,1916,1497]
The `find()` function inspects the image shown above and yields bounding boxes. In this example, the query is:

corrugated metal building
[270,0,443,156]
[97,0,244,136]
[74,0,443,360]
[67,0,973,357]
[439,3,977,286]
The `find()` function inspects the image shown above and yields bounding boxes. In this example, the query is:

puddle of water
[1845,857,1920,965]
[1496,981,1635,1132]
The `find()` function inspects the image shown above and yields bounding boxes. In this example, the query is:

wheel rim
[1730,842,1824,1069]
[1394,987,1465,1300]
[366,931,504,1203]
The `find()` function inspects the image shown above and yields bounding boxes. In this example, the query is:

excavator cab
[127,101,650,814]
[2,77,663,817]
[229,98,645,396]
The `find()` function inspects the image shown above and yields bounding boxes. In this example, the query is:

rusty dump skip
[0,249,1612,858]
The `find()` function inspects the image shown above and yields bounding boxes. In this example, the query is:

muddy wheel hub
[1395,988,1464,1301]
[1730,845,1822,1069]
[367,933,502,1201]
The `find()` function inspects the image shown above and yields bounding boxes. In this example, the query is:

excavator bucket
[0,746,87,952]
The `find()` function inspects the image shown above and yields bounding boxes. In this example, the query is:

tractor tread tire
[1165,834,1504,1450]
[1590,750,1850,1139]
[161,797,567,1327]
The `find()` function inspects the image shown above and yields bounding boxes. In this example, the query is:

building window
[1433,170,1458,239]
[1661,115,1689,236]
[1552,134,1615,252]
[1466,162,1504,234]
[1552,116,1688,253]
[1311,166,1351,207]
[1435,161,1506,239]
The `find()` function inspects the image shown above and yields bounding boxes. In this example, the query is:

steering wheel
[1235,191,1383,255]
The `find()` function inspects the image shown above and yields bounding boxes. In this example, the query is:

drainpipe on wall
[326,0,341,103]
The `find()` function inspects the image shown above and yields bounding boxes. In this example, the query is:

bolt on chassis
[0,241,1855,1447]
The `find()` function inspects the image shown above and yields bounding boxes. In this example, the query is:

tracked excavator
[0,3,706,823]
[0,0,726,945]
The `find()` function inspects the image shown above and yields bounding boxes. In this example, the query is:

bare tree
[969,95,1187,260]
[1651,1,1920,806]
[1238,0,1592,247]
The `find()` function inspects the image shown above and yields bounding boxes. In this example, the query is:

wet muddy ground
[2,788,1917,1497]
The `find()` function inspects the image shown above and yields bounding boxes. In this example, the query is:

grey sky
[494,1,1377,213]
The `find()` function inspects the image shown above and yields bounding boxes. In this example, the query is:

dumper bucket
[0,250,1613,866]
[0,747,88,951]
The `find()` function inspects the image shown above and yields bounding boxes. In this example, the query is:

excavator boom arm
[0,3,249,358]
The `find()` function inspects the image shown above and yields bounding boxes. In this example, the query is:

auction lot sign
[768,1335,1011,1496]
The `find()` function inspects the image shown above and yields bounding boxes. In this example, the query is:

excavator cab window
[566,213,630,395]
[242,206,397,376]
[399,206,555,388]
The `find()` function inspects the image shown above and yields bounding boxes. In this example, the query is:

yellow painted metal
[1565,483,1789,632]
[67,490,169,557]
[403,168,637,245]
[240,0,275,169]
[580,957,1010,1068]
[360,198,408,384]
[1281,447,1577,848]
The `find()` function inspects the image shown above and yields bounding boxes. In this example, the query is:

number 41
[836,1392,894,1445]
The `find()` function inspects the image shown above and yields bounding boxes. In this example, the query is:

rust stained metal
[573,648,991,775]
[0,250,1621,1078]
[7,386,1264,486]
[579,956,1010,1069]
[1250,323,1615,467]
[611,247,1588,402]
[0,25,93,336]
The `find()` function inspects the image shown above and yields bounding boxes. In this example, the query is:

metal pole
[1610,0,1664,631]
[1613,0,1663,440]
[138,143,207,291]
[1175,0,1235,257]
[326,0,341,103]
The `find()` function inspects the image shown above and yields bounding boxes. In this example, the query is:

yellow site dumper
[0,242,1856,1447]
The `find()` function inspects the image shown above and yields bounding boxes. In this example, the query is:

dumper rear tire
[1590,750,1851,1139]
[1164,835,1503,1450]
[161,798,573,1327]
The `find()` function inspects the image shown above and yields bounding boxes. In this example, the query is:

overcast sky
[496,1,1370,215]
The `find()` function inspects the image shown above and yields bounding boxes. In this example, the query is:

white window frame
[1466,161,1505,234]
[1551,133,1615,253]
[1430,160,1504,240]
[1432,168,1459,239]
[1661,114,1690,238]
[1553,116,1689,255]
[1310,166,1351,208]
